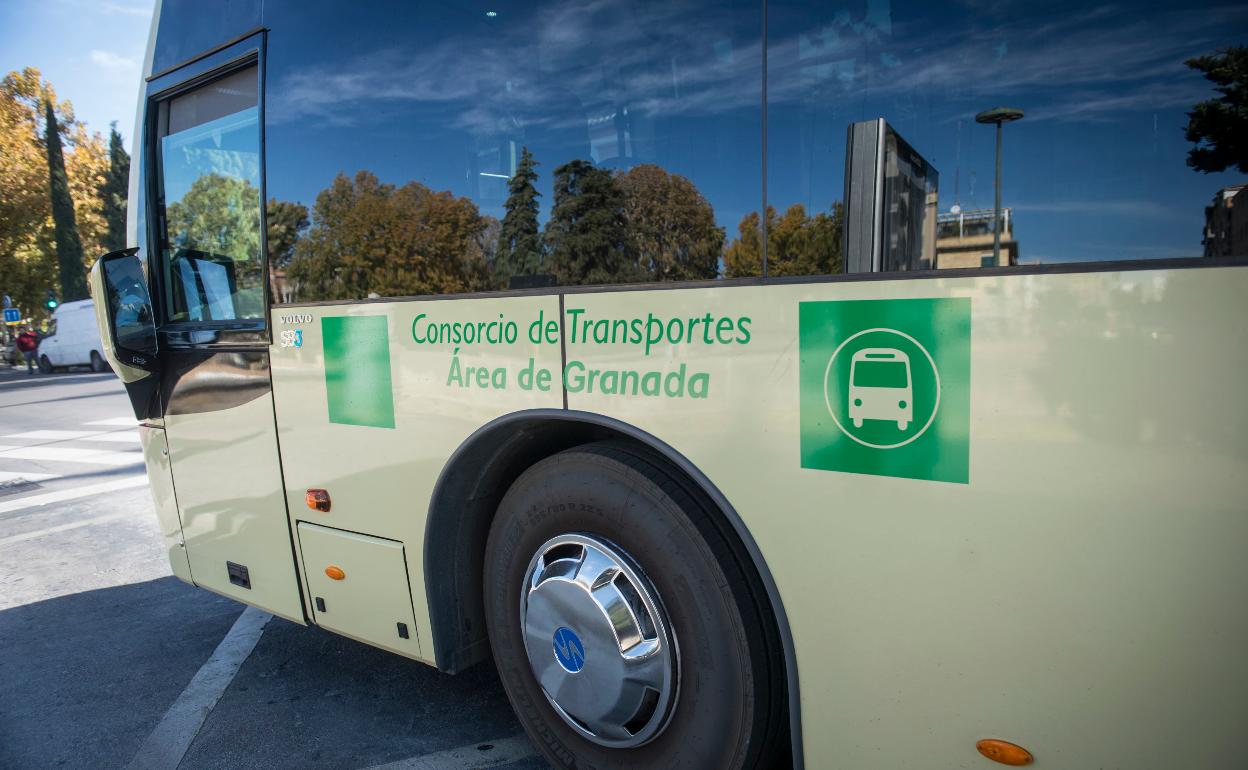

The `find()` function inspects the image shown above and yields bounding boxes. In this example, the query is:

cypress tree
[544,159,635,286]
[100,123,129,252]
[494,147,542,284]
[44,99,87,300]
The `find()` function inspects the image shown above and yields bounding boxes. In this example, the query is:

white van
[37,299,109,373]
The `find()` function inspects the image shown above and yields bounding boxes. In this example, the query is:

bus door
[145,59,304,622]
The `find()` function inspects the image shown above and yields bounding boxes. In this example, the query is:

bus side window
[154,65,264,323]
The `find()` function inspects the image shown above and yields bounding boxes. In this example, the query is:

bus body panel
[562,267,1248,767]
[269,294,566,664]
[161,350,305,624]
[128,0,1248,765]
[139,425,193,585]
[264,265,1248,768]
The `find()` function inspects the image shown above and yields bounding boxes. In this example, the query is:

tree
[265,198,309,269]
[100,123,129,252]
[44,99,88,301]
[545,159,637,285]
[724,202,844,278]
[166,174,263,263]
[616,164,723,281]
[1184,46,1248,174]
[495,147,543,284]
[287,170,492,301]
[1,68,109,318]
[0,69,53,318]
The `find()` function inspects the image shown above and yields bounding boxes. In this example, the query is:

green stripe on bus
[322,315,396,429]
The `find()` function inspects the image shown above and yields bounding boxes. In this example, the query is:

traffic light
[45,290,58,310]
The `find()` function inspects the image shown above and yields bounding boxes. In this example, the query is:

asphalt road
[0,364,547,770]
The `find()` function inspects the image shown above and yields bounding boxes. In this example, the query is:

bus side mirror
[90,247,160,379]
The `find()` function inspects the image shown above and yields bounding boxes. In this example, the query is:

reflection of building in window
[844,119,939,273]
[934,209,1018,268]
[1202,185,1247,258]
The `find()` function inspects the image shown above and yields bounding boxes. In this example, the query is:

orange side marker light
[976,739,1033,766]
[325,565,345,581]
[306,488,331,513]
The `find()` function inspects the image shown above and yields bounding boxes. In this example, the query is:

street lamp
[975,107,1024,267]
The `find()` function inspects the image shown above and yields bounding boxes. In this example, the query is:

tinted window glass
[157,65,264,321]
[151,0,262,75]
[264,0,762,302]
[767,0,1248,272]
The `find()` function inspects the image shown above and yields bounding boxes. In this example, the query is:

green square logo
[322,315,395,429]
[799,298,970,483]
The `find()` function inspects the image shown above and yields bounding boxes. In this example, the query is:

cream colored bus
[92,1,1247,767]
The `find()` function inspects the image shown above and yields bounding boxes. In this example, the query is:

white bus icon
[849,348,913,430]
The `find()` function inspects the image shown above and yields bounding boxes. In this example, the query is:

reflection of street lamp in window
[975,107,1024,267]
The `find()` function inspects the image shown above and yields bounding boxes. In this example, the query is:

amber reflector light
[306,488,331,512]
[325,565,346,581]
[976,739,1033,766]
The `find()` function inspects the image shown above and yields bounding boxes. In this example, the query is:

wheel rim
[520,533,678,748]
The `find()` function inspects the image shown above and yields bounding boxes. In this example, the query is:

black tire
[37,354,53,374]
[483,441,788,770]
[89,350,109,373]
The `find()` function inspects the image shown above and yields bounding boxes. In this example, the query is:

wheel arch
[423,408,803,767]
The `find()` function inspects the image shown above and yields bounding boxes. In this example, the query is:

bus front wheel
[483,441,787,769]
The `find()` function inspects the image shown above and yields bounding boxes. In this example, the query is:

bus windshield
[853,361,909,389]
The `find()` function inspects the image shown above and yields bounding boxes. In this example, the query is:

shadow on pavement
[0,575,546,770]
[0,577,242,770]
[181,618,544,770]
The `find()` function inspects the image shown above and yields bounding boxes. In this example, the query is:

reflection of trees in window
[277,158,733,300]
[286,171,491,301]
[544,160,639,286]
[1185,46,1248,174]
[495,147,543,284]
[617,164,723,282]
[265,198,308,269]
[724,203,844,278]
[166,173,262,262]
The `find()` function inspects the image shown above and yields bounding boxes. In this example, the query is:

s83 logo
[279,329,303,348]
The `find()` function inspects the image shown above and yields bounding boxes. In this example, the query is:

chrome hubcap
[521,534,678,748]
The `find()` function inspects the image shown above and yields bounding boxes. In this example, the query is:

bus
[92,1,1247,767]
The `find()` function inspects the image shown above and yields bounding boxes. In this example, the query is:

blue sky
[0,0,153,146]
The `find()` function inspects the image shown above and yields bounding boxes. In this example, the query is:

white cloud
[89,49,138,73]
[100,2,151,18]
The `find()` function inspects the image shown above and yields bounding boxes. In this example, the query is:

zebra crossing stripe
[0,445,142,466]
[2,430,140,443]
[0,471,59,483]
[86,417,138,427]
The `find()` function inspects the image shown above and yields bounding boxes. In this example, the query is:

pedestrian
[16,326,39,375]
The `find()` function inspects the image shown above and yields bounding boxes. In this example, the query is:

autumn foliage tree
[724,202,844,278]
[287,171,492,301]
[265,198,309,269]
[616,164,723,281]
[0,68,108,318]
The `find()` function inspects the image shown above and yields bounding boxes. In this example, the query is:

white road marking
[87,417,139,427]
[2,429,141,443]
[0,471,59,483]
[0,475,148,516]
[0,510,135,546]
[363,735,539,770]
[126,607,272,770]
[82,432,142,443]
[0,444,142,466]
[4,430,101,440]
